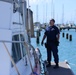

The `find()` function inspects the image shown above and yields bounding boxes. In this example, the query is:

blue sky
[28,0,76,24]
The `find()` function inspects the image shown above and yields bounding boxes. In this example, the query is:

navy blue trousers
[47,45,59,64]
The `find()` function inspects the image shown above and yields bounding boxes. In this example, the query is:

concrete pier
[47,62,74,75]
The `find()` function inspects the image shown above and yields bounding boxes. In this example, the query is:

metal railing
[0,40,49,75]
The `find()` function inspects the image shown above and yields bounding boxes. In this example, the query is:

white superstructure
[0,0,40,75]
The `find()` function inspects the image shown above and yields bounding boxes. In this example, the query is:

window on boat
[20,34,26,57]
[12,35,22,63]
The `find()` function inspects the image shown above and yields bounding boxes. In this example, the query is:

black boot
[46,62,51,67]
[53,63,59,69]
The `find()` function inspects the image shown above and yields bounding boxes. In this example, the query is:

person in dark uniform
[41,19,60,69]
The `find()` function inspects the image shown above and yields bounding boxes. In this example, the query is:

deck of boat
[47,62,74,75]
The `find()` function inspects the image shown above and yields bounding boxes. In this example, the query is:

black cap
[50,19,55,23]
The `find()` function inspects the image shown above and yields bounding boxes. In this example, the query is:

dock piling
[36,37,39,44]
[36,31,40,44]
[39,31,41,36]
[69,35,72,41]
[62,33,65,37]
[66,33,69,39]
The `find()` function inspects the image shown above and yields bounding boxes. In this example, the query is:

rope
[3,42,20,75]
[24,42,34,73]
[28,44,37,61]
[2,41,38,75]
[1,36,47,75]
[24,42,39,75]
[34,48,48,75]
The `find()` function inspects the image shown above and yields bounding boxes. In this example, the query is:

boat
[0,0,41,75]
[0,0,75,75]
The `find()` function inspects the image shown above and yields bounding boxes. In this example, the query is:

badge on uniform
[51,28,55,31]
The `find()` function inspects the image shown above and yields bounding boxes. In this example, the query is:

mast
[51,0,55,19]
[56,14,58,24]
[22,0,34,72]
[52,0,55,19]
[62,4,64,25]
[22,0,30,43]
[27,0,31,30]
[26,0,31,42]
[36,5,38,22]
[43,4,44,24]
[46,3,47,24]
[22,0,26,30]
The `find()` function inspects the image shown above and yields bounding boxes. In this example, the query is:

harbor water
[31,29,76,75]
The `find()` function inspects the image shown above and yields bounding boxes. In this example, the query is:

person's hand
[41,41,44,46]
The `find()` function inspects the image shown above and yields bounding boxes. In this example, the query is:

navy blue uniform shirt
[45,25,60,44]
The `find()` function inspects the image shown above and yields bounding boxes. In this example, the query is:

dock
[47,62,74,75]
[59,27,76,30]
